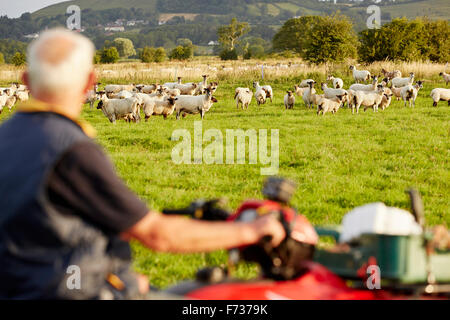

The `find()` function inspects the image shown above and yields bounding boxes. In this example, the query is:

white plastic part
[339,202,423,243]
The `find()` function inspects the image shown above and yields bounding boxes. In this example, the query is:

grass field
[0,60,449,288]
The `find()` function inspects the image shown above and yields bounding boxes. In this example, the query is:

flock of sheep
[0,67,449,121]
[237,66,450,116]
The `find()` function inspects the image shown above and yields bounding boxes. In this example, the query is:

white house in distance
[104,26,125,32]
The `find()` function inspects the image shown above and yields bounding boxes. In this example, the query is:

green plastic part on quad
[313,226,450,285]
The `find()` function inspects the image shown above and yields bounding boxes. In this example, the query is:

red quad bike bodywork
[186,200,391,300]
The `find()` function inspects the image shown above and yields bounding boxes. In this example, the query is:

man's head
[23,28,96,116]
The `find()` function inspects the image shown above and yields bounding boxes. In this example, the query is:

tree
[11,52,26,66]
[217,18,250,51]
[272,14,358,63]
[359,18,450,63]
[140,46,166,63]
[0,52,4,65]
[169,46,192,60]
[112,38,136,58]
[100,47,120,64]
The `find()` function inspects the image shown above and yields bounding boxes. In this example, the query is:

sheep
[321,82,349,108]
[140,84,160,94]
[392,72,414,88]
[379,93,393,111]
[253,82,273,103]
[143,97,178,120]
[174,83,198,95]
[174,89,218,120]
[15,90,29,102]
[5,95,17,111]
[207,82,219,95]
[164,88,181,96]
[316,95,346,116]
[439,72,450,85]
[0,94,8,114]
[193,75,209,95]
[85,83,99,109]
[164,77,182,89]
[111,90,133,99]
[234,87,253,110]
[104,84,135,97]
[349,85,384,114]
[349,76,378,92]
[381,68,402,80]
[294,85,307,97]
[302,80,317,109]
[391,85,403,101]
[96,92,140,124]
[284,91,295,110]
[327,75,344,89]
[298,79,315,88]
[253,82,267,106]
[430,88,450,107]
[349,65,371,83]
[400,81,423,108]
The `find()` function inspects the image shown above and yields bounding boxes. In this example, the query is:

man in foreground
[0,29,285,299]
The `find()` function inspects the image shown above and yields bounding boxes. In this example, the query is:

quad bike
[160,177,450,300]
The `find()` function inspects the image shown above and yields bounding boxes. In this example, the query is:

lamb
[302,80,317,109]
[143,97,178,120]
[316,95,346,116]
[379,93,393,111]
[392,73,414,88]
[96,92,140,124]
[253,82,273,103]
[348,85,384,114]
[400,81,423,108]
[391,85,403,101]
[164,77,182,89]
[174,83,198,95]
[321,82,348,107]
[175,89,218,120]
[349,65,371,83]
[253,82,267,106]
[381,68,402,80]
[430,88,450,107]
[439,72,450,85]
[235,87,253,110]
[327,75,344,89]
[284,91,295,110]
[349,76,378,92]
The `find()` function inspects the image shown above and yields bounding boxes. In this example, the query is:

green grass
[1,75,449,289]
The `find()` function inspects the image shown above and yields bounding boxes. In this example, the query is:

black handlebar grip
[162,208,193,216]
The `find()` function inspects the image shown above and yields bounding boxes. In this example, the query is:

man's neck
[31,93,82,120]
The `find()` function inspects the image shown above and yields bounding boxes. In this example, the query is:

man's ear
[22,72,30,88]
[82,70,97,94]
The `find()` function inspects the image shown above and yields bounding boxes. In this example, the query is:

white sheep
[439,72,450,85]
[321,82,349,108]
[349,65,371,83]
[85,83,99,109]
[392,73,414,88]
[349,76,378,92]
[5,95,17,111]
[111,90,133,99]
[175,89,218,120]
[284,91,295,109]
[348,85,384,114]
[253,82,273,102]
[298,79,315,88]
[400,81,423,108]
[163,77,183,89]
[302,80,317,109]
[253,82,267,106]
[15,90,29,102]
[104,84,135,97]
[143,96,178,120]
[327,75,344,89]
[140,84,160,94]
[316,95,346,116]
[235,87,253,110]
[97,92,140,124]
[430,88,450,107]
[174,83,198,95]
[0,94,8,114]
[294,85,307,97]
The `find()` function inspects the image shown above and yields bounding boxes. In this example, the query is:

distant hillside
[33,0,450,25]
